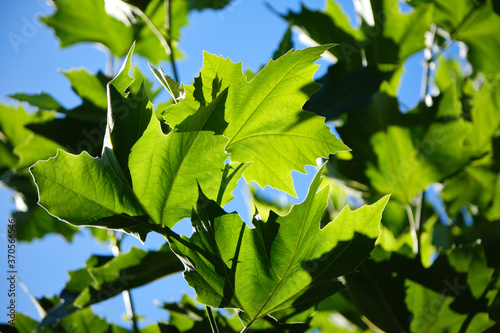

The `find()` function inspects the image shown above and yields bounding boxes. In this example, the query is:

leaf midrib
[249,193,316,322]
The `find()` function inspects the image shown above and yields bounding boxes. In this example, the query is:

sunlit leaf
[169,166,388,326]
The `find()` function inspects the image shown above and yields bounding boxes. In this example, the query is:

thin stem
[131,6,171,58]
[206,306,220,333]
[415,190,423,231]
[165,0,180,82]
[240,326,252,333]
[112,233,139,333]
[123,290,140,333]
[405,204,419,254]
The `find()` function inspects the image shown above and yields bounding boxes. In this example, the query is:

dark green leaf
[333,83,479,204]
[39,244,183,327]
[306,61,394,119]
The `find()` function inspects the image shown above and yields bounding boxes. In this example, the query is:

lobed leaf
[168,165,389,326]
[164,46,348,196]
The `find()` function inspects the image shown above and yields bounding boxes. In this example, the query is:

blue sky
[0,0,427,329]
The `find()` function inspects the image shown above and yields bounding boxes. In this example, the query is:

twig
[240,326,251,333]
[206,306,220,333]
[112,233,140,333]
[415,190,423,231]
[405,204,419,254]
[123,290,140,333]
[165,0,180,82]
[131,6,171,59]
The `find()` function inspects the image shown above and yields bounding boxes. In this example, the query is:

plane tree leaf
[441,78,500,217]
[363,0,433,65]
[30,45,246,234]
[281,1,365,67]
[7,92,63,111]
[0,104,61,172]
[305,61,394,119]
[281,0,432,67]
[41,0,182,64]
[30,149,149,235]
[168,165,389,327]
[332,82,479,204]
[341,257,412,332]
[0,103,81,242]
[62,68,109,110]
[149,64,185,102]
[405,279,495,333]
[38,244,183,328]
[163,46,348,196]
[13,195,78,243]
[41,0,134,57]
[127,86,233,227]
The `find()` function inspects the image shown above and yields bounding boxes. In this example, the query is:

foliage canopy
[2,0,500,332]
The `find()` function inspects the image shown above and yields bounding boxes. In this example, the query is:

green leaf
[30,150,149,236]
[282,2,364,67]
[447,245,494,299]
[0,104,61,171]
[62,68,108,110]
[406,279,466,332]
[452,1,500,75]
[365,0,434,64]
[168,165,389,326]
[272,26,293,61]
[316,293,369,330]
[25,115,105,157]
[283,0,433,66]
[41,0,134,57]
[342,257,412,332]
[39,244,183,327]
[133,0,188,64]
[164,46,348,196]
[59,308,109,333]
[465,77,500,152]
[442,164,498,217]
[8,92,63,111]
[306,62,394,119]
[334,83,479,204]
[162,294,246,332]
[434,58,465,94]
[41,0,188,64]
[128,87,231,227]
[308,311,367,333]
[405,279,495,332]
[13,202,78,243]
[441,77,500,217]
[31,46,247,234]
[149,64,185,102]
